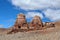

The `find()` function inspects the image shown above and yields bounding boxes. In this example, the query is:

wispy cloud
[25,12,43,19]
[5,19,15,28]
[44,9,60,21]
[0,24,4,28]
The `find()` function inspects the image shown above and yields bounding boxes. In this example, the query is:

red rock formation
[7,14,55,34]
[29,16,43,30]
[7,14,29,34]
[14,14,29,30]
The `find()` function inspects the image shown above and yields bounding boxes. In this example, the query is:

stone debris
[44,22,55,28]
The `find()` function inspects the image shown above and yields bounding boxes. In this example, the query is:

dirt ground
[0,24,60,40]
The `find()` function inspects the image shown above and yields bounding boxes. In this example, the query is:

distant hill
[55,21,60,26]
[0,28,7,31]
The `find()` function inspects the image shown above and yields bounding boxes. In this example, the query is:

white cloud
[5,19,15,28]
[10,0,60,21]
[10,0,60,10]
[44,9,60,21]
[25,12,43,19]
[0,24,4,28]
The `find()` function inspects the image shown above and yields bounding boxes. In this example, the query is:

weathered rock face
[44,22,55,28]
[7,14,55,34]
[14,14,29,30]
[29,16,43,30]
[7,14,29,34]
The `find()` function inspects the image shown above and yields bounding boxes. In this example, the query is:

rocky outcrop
[7,13,55,34]
[7,14,29,34]
[44,22,55,28]
[29,16,43,30]
[13,14,29,30]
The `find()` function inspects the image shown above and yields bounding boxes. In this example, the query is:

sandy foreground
[0,27,60,40]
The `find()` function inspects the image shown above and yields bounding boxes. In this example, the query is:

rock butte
[29,16,43,30]
[7,13,55,34]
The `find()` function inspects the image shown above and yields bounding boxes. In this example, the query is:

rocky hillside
[0,24,60,40]
[0,9,60,40]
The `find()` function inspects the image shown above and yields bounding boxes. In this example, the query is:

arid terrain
[0,22,60,40]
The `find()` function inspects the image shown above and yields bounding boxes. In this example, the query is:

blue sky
[0,0,21,28]
[0,0,60,28]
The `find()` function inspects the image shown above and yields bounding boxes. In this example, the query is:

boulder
[44,22,55,28]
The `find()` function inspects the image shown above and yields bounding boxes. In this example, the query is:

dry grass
[0,23,60,40]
